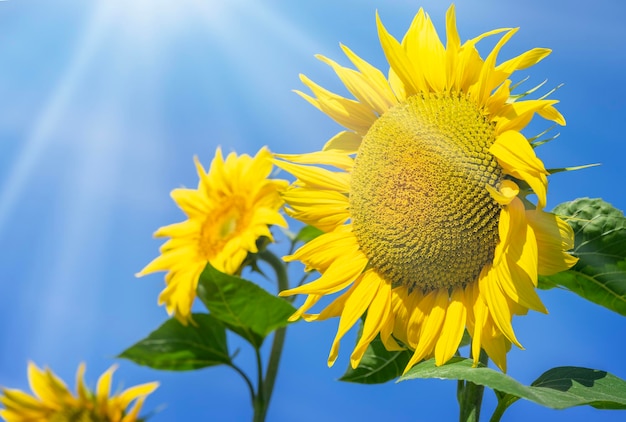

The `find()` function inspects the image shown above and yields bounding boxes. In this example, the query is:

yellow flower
[275,5,577,373]
[0,362,158,422]
[138,147,288,323]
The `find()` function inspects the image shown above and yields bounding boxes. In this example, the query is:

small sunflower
[275,5,577,372]
[0,363,158,422]
[138,147,288,323]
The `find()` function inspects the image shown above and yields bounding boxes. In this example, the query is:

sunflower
[274,5,577,372]
[0,363,158,422]
[137,147,288,323]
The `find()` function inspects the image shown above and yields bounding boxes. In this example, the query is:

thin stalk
[253,348,266,422]
[229,363,256,407]
[458,350,489,422]
[489,394,520,422]
[256,250,290,422]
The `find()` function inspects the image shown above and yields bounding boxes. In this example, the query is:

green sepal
[294,225,324,244]
[118,313,231,370]
[196,262,295,349]
[539,198,626,316]
[400,358,626,411]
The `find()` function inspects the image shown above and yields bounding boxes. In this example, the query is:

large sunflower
[275,5,577,372]
[138,147,287,323]
[0,363,158,422]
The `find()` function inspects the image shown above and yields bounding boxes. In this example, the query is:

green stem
[229,363,256,408]
[458,350,489,422]
[489,394,520,422]
[255,250,290,422]
[253,348,266,422]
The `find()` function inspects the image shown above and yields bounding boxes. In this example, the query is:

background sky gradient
[1,0,625,421]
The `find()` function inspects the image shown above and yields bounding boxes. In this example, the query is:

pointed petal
[525,210,578,275]
[376,11,420,95]
[404,289,448,372]
[273,160,350,193]
[279,252,367,296]
[274,151,353,171]
[316,54,394,115]
[327,272,381,366]
[490,130,549,208]
[322,131,363,153]
[434,287,467,366]
[351,272,393,367]
[478,265,523,348]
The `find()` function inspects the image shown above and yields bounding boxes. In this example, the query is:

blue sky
[1,0,625,421]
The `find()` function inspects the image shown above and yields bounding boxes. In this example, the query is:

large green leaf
[400,357,626,410]
[540,198,626,315]
[340,336,412,384]
[196,263,295,348]
[119,313,231,371]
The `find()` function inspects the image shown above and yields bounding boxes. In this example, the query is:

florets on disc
[351,93,502,291]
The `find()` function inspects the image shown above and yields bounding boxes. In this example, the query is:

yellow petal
[340,44,397,109]
[116,382,159,410]
[404,289,448,373]
[288,294,322,322]
[273,160,350,193]
[468,28,517,105]
[76,363,89,402]
[322,131,363,153]
[282,187,349,233]
[274,151,353,172]
[284,227,358,272]
[478,265,523,348]
[486,179,519,206]
[495,99,565,133]
[279,251,367,296]
[316,54,394,115]
[96,365,117,413]
[0,389,43,411]
[496,48,551,75]
[296,75,377,135]
[27,363,64,408]
[170,188,210,217]
[479,319,510,372]
[434,287,467,366]
[526,210,578,275]
[376,11,420,95]
[402,7,446,92]
[444,4,461,88]
[467,281,487,367]
[351,272,393,367]
[327,273,380,367]
[490,130,548,208]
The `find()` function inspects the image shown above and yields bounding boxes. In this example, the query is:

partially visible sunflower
[275,5,577,372]
[0,363,158,422]
[138,147,288,323]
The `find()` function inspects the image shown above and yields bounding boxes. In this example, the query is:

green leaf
[196,262,295,348]
[400,357,626,410]
[540,198,626,315]
[340,336,412,384]
[119,313,231,371]
[294,225,324,243]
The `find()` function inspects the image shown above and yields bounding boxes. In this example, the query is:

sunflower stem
[458,350,489,422]
[229,363,256,406]
[255,250,290,422]
[253,348,266,422]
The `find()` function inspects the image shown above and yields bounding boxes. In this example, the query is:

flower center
[199,196,247,259]
[350,93,502,291]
